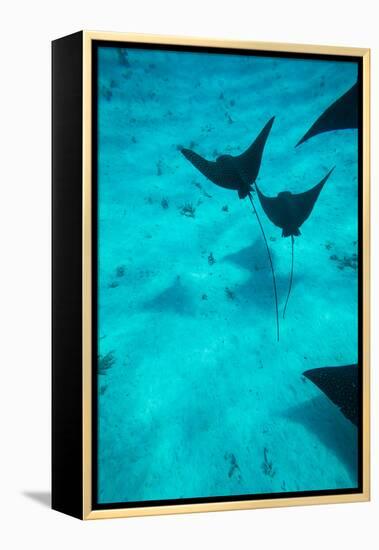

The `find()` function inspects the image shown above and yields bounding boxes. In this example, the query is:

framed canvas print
[52,31,370,519]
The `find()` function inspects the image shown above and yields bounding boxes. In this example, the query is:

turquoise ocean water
[96,46,359,504]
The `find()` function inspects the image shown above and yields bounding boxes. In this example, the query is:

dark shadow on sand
[221,238,303,311]
[143,275,195,316]
[283,395,358,482]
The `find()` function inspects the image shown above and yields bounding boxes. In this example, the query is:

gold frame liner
[82,31,370,520]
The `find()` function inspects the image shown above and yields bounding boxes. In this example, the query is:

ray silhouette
[181,117,279,340]
[181,117,275,199]
[296,82,358,147]
[303,365,359,427]
[256,167,334,317]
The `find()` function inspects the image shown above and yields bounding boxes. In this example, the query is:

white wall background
[0,1,376,548]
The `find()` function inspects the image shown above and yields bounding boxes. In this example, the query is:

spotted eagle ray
[181,117,280,340]
[255,167,334,318]
[303,365,359,427]
[181,117,275,199]
[296,81,358,147]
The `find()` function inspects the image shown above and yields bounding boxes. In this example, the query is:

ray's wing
[297,82,358,146]
[291,167,334,228]
[303,365,359,426]
[181,148,236,189]
[234,116,275,184]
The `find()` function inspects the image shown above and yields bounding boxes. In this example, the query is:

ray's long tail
[248,192,279,342]
[283,235,294,319]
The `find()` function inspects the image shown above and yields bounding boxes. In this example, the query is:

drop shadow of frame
[22,491,51,508]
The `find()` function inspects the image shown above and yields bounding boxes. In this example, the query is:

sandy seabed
[96,46,359,504]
